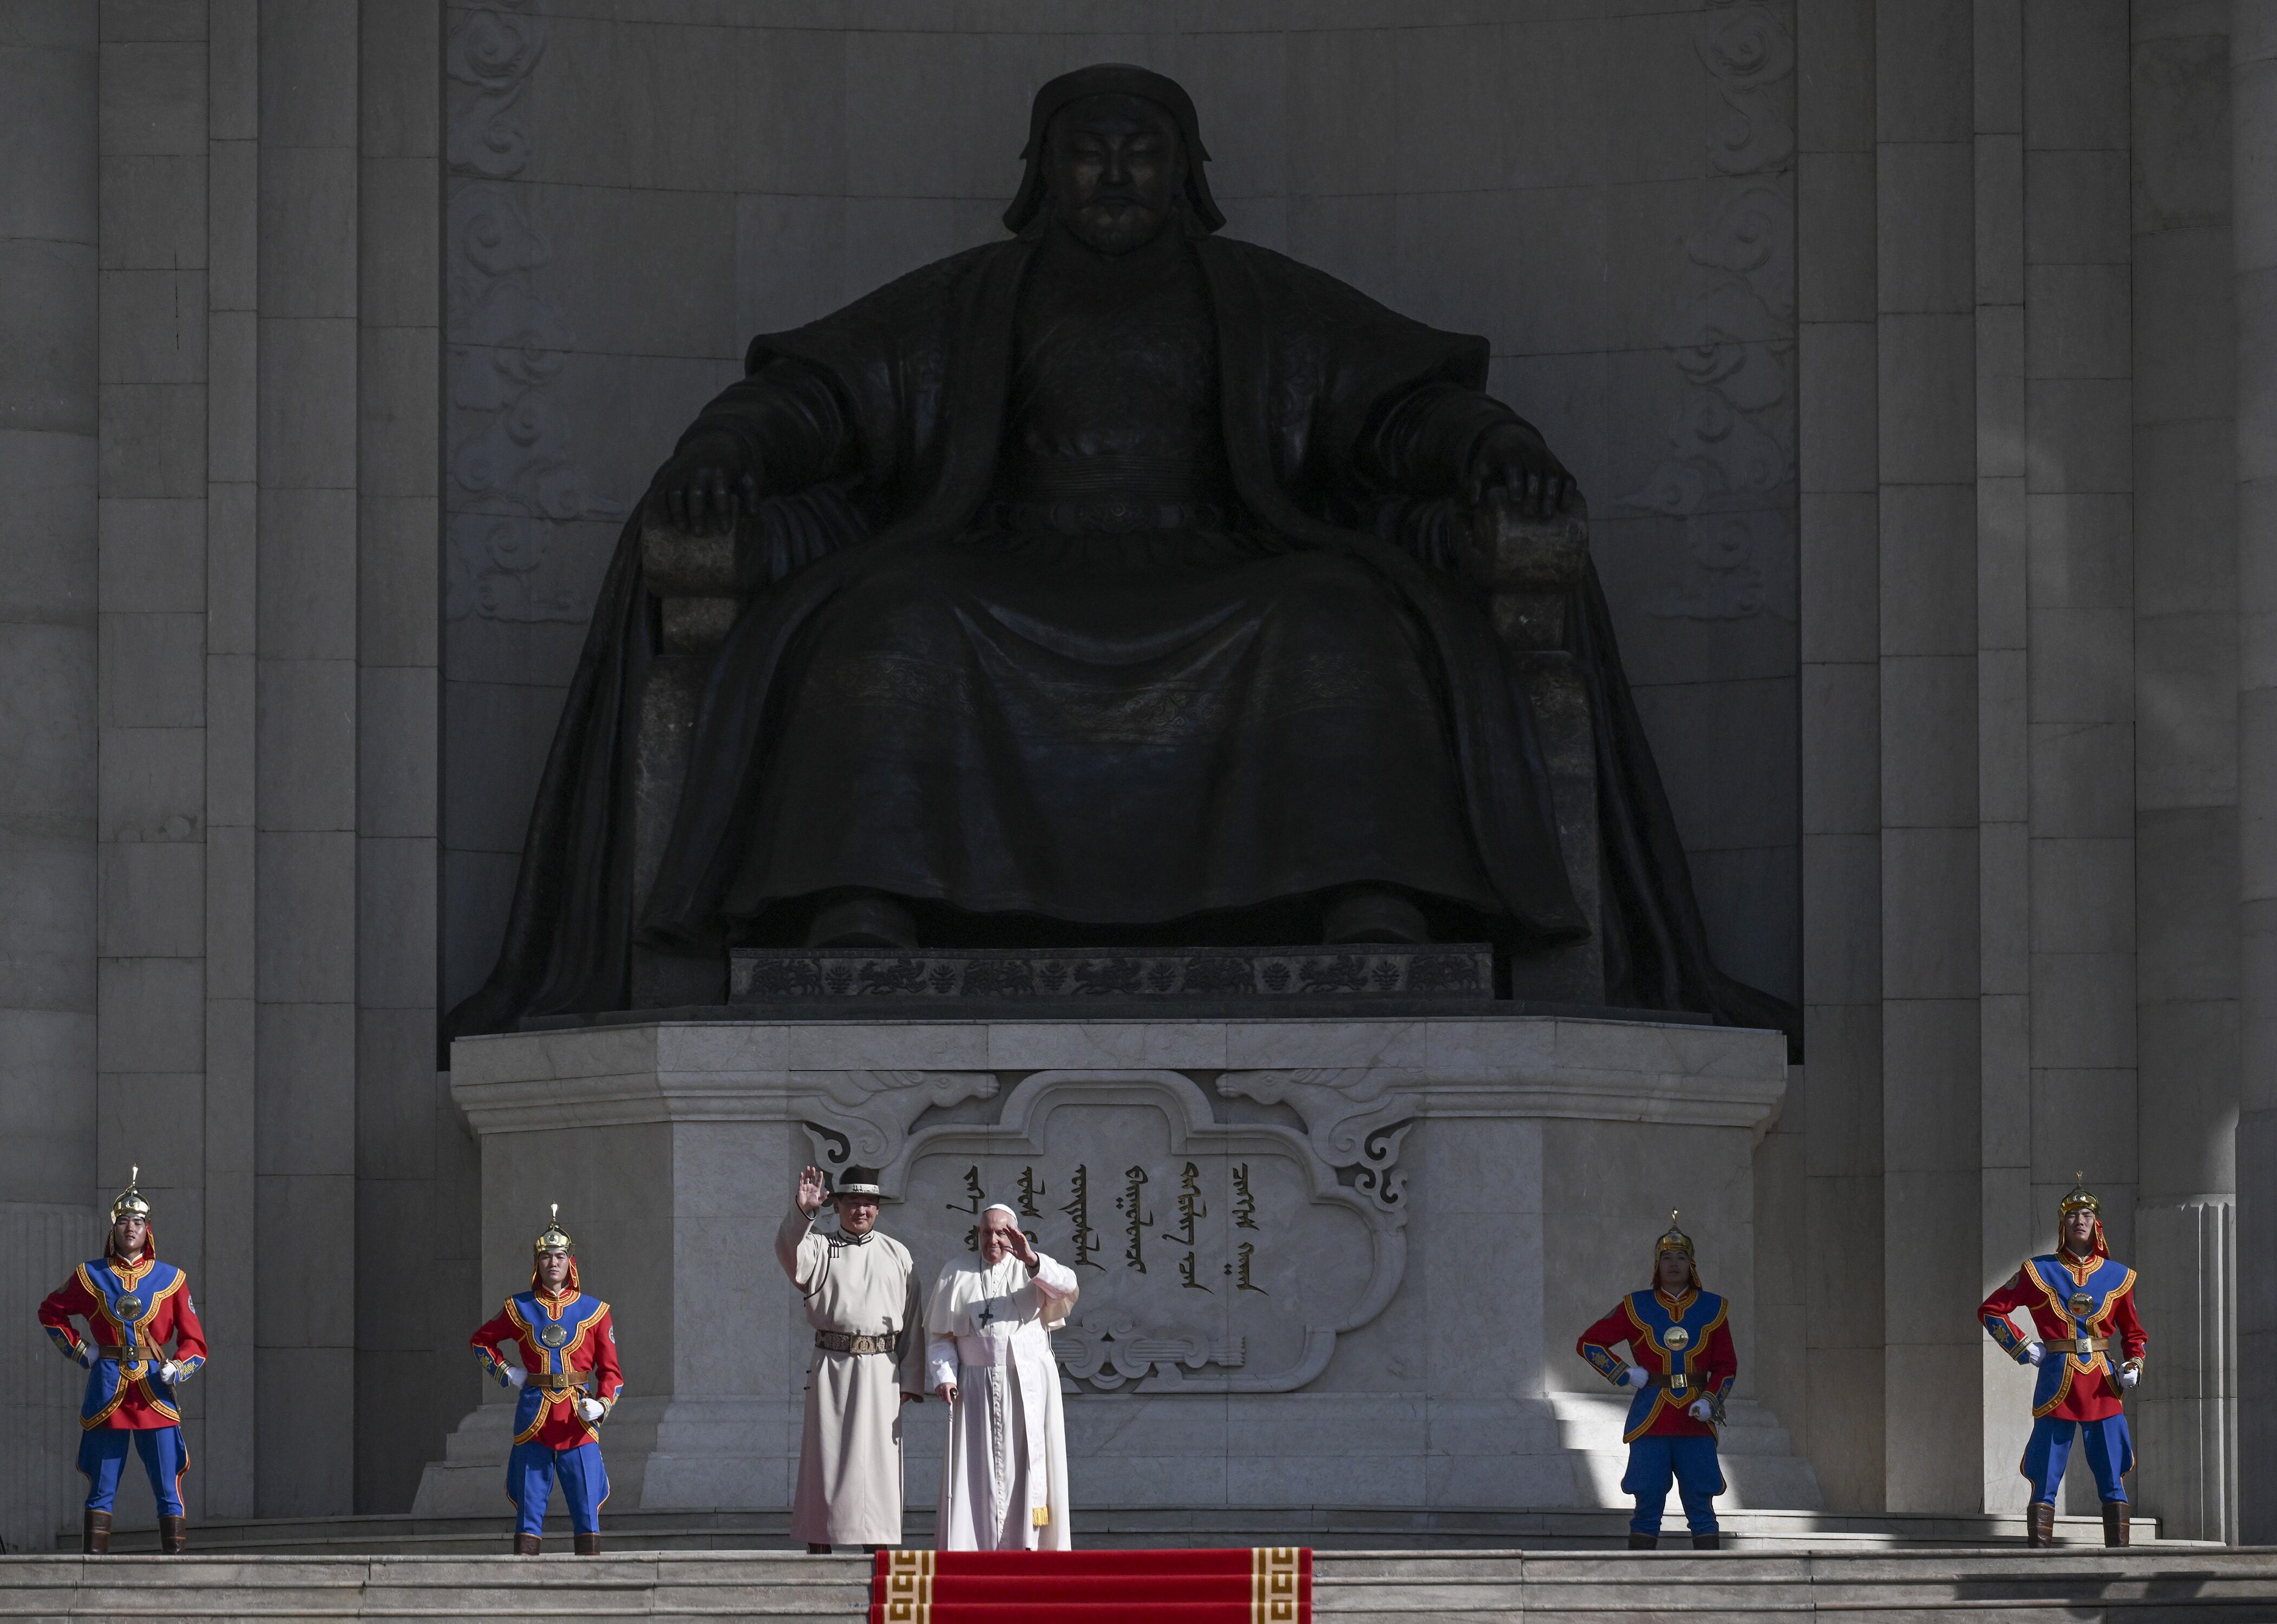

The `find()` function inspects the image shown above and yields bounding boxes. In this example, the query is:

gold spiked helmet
[1653,1208,1702,1291]
[534,1202,572,1255]
[2059,1172,2100,1219]
[109,1165,153,1227]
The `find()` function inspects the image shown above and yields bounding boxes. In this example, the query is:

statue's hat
[1004,63,1226,234]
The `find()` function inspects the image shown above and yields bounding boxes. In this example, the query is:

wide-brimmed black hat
[1003,63,1225,234]
[834,1166,885,1198]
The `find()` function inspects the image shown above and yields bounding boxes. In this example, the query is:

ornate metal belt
[1646,1372,1694,1392]
[533,1372,588,1392]
[2045,1337,2110,1353]
[816,1330,901,1356]
[94,1345,149,1363]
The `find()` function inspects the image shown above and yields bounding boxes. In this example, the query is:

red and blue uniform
[470,1256,623,1537]
[1980,1234,2145,1507]
[1578,1282,1737,1538]
[38,1245,207,1515]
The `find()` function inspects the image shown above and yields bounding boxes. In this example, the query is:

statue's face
[1044,93,1185,256]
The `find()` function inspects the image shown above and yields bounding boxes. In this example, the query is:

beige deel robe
[776,1207,926,1546]
[924,1249,1079,1550]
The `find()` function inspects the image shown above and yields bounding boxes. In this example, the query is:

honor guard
[1979,1175,2146,1547]
[1576,1213,1738,1550]
[469,1205,624,1555]
[36,1168,207,1554]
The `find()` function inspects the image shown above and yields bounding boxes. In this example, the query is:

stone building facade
[0,0,2262,1551]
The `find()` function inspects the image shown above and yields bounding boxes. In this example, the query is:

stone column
[1875,0,1983,1514]
[0,1,101,1555]
[1795,0,1887,1512]
[2131,2,2240,1545]
[2235,0,2277,1549]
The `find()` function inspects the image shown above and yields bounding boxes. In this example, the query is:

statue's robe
[924,1250,1079,1551]
[446,226,1799,1050]
[774,1209,926,1547]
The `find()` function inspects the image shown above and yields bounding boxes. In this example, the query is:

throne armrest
[1460,493,1589,652]
[641,513,741,654]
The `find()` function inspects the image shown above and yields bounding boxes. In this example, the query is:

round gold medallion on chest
[540,1323,571,1349]
[2067,1292,2094,1319]
[1663,1326,1691,1350]
[113,1294,145,1322]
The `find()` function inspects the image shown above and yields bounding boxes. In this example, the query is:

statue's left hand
[1465,422,1575,519]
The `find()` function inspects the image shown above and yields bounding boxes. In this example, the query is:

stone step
[71,1503,2190,1556]
[2,1549,2274,1622]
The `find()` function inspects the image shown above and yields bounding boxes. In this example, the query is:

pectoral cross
[977,1296,997,1330]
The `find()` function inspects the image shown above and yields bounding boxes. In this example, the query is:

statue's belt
[816,1330,902,1357]
[994,497,1231,534]
[2045,1337,2111,1354]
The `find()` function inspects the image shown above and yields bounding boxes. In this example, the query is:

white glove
[1622,1366,1650,1389]
[160,1360,191,1385]
[576,1396,606,1424]
[1688,1398,1715,1422]
[2023,1341,2045,1366]
[503,1364,527,1389]
[2118,1365,2139,1390]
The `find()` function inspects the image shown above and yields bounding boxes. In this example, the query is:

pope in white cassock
[925,1202,1079,1549]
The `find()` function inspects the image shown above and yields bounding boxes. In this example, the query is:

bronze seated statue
[448,64,1792,1047]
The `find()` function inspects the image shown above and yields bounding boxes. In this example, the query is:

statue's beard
[1062,196,1171,256]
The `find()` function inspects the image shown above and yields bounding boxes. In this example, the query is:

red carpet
[871,1547,1311,1623]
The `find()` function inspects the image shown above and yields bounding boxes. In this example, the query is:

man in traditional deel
[777,1164,927,1553]
[469,1204,624,1554]
[1979,1175,2147,1547]
[1575,1212,1739,1550]
[37,1167,207,1554]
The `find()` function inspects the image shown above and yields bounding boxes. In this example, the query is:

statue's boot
[574,1532,601,1556]
[807,893,919,951]
[1626,1532,1656,1550]
[2101,1501,2130,1547]
[1321,886,1430,945]
[82,1510,110,1554]
[1691,1533,1720,1550]
[2026,1502,2056,1547]
[514,1533,542,1556]
[158,1515,187,1555]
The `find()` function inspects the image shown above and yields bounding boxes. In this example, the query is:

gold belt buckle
[1671,1373,1689,1393]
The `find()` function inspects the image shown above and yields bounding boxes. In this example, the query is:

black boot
[574,1531,601,1556]
[1692,1531,1720,1550]
[807,1542,833,1554]
[81,1510,110,1555]
[2102,1501,2130,1547]
[1626,1531,1657,1550]
[514,1532,542,1556]
[158,1515,187,1555]
[2026,1502,2056,1548]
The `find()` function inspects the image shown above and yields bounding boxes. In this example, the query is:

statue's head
[1004,63,1226,250]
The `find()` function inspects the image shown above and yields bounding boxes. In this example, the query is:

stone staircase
[2,1549,2274,1621]
[70,1503,2181,1555]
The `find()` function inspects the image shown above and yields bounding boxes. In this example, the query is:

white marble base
[418,1013,1821,1519]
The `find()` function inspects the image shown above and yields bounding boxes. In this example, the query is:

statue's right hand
[935,1382,958,1405]
[651,430,760,537]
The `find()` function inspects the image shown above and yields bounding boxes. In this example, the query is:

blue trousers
[1622,1434,1723,1535]
[507,1439,608,1536]
[77,1425,187,1515]
[2022,1413,2132,1506]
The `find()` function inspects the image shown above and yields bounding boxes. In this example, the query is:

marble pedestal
[415,1012,1821,1523]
